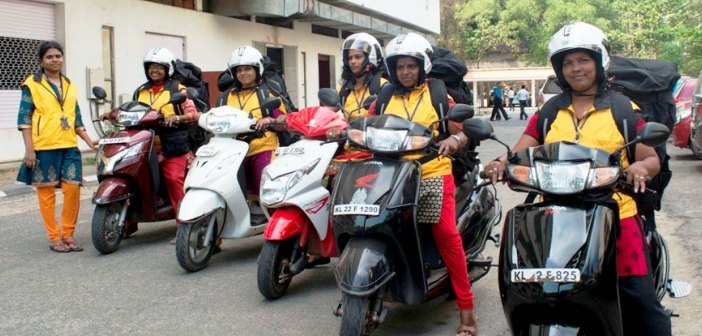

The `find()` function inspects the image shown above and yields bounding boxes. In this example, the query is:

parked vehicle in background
[691,73,702,159]
[671,77,698,156]
[536,75,561,107]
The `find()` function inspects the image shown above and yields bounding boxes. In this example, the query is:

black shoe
[505,117,511,121]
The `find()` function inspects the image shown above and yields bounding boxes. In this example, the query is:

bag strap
[257,83,271,118]
[610,93,638,162]
[375,82,395,115]
[535,96,561,144]
[369,72,383,95]
[428,79,450,141]
[217,88,231,107]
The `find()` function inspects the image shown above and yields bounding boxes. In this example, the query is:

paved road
[0,116,699,335]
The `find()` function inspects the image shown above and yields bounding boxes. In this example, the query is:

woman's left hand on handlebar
[255,117,274,131]
[163,115,179,127]
[624,162,648,193]
[484,160,506,185]
[437,136,459,157]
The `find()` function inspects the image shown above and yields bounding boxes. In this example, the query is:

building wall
[2,0,384,163]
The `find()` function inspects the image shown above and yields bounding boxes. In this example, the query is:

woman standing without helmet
[17,41,99,253]
[134,47,199,244]
[368,32,478,336]
[485,22,671,336]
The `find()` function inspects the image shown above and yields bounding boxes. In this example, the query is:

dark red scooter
[90,86,187,254]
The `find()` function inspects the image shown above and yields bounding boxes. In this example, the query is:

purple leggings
[244,150,273,195]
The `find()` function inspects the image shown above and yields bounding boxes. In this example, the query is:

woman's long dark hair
[38,41,64,60]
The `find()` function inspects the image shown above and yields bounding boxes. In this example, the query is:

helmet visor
[342,39,373,55]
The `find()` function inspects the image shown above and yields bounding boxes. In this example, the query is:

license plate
[99,137,130,145]
[511,268,581,283]
[275,147,304,155]
[333,204,380,216]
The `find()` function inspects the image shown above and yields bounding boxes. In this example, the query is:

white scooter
[256,89,369,299]
[176,97,281,272]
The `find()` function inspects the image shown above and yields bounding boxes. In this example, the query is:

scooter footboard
[178,189,225,223]
[332,238,396,297]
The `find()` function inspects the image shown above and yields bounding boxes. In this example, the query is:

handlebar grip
[479,171,488,179]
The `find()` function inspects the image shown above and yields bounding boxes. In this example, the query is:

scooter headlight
[118,111,146,127]
[98,142,145,174]
[260,159,320,205]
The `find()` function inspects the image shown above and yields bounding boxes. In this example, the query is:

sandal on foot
[49,240,71,253]
[456,310,478,336]
[63,238,84,252]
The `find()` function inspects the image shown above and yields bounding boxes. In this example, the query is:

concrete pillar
[531,79,536,107]
[472,80,478,107]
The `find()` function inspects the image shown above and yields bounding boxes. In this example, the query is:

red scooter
[90,86,187,254]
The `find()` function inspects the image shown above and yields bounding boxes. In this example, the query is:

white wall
[1,0,351,162]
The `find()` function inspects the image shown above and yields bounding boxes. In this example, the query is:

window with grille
[312,24,339,38]
[0,37,43,90]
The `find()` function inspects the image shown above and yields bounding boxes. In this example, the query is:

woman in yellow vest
[338,32,388,121]
[485,22,671,336]
[368,33,478,336]
[134,47,198,244]
[218,46,286,222]
[17,41,98,253]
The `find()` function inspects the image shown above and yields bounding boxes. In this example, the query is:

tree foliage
[439,0,702,75]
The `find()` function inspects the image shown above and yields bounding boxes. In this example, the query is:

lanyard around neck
[401,91,425,122]
[236,89,257,110]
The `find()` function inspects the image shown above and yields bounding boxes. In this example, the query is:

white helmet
[384,32,433,84]
[228,46,264,77]
[342,32,383,70]
[143,47,176,78]
[547,22,610,89]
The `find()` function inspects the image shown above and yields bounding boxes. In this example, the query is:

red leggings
[432,174,474,310]
[160,154,188,219]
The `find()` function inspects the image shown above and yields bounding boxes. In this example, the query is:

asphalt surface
[0,110,699,335]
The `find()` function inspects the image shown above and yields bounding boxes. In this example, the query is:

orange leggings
[36,183,81,241]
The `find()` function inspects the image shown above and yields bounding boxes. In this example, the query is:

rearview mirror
[636,122,670,147]
[319,88,340,107]
[447,104,474,122]
[261,96,282,110]
[362,95,377,110]
[186,87,199,100]
[169,92,187,105]
[92,86,107,100]
[462,118,494,141]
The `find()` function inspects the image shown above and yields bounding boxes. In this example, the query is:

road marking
[83,175,98,182]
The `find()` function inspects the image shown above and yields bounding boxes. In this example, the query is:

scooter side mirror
[186,87,199,100]
[636,122,670,147]
[169,92,187,105]
[319,88,341,107]
[462,118,494,141]
[362,95,377,110]
[447,104,474,122]
[261,96,282,110]
[92,86,107,100]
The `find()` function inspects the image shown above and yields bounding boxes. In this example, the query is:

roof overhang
[464,67,555,82]
[209,0,435,41]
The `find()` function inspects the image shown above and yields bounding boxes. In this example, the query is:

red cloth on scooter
[432,174,474,310]
[161,153,188,221]
[617,216,648,277]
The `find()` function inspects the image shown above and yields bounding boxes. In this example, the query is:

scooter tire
[339,294,374,336]
[91,202,124,254]
[257,239,295,299]
[175,214,216,272]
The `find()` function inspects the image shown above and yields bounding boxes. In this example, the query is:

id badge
[60,116,70,130]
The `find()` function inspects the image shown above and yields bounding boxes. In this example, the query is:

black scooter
[330,105,501,335]
[462,118,692,336]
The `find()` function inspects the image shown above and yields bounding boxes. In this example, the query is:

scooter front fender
[92,177,132,205]
[263,207,308,241]
[178,189,225,223]
[332,238,395,297]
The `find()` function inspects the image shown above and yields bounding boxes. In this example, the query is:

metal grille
[0,36,42,90]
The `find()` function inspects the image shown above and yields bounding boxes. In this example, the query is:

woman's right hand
[484,159,506,184]
[23,150,37,169]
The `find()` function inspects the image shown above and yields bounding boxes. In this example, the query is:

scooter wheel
[339,293,374,336]
[257,239,295,299]
[175,214,216,272]
[91,202,124,254]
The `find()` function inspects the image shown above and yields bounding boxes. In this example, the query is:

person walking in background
[490,83,510,121]
[517,85,530,120]
[17,41,99,253]
[508,86,515,111]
